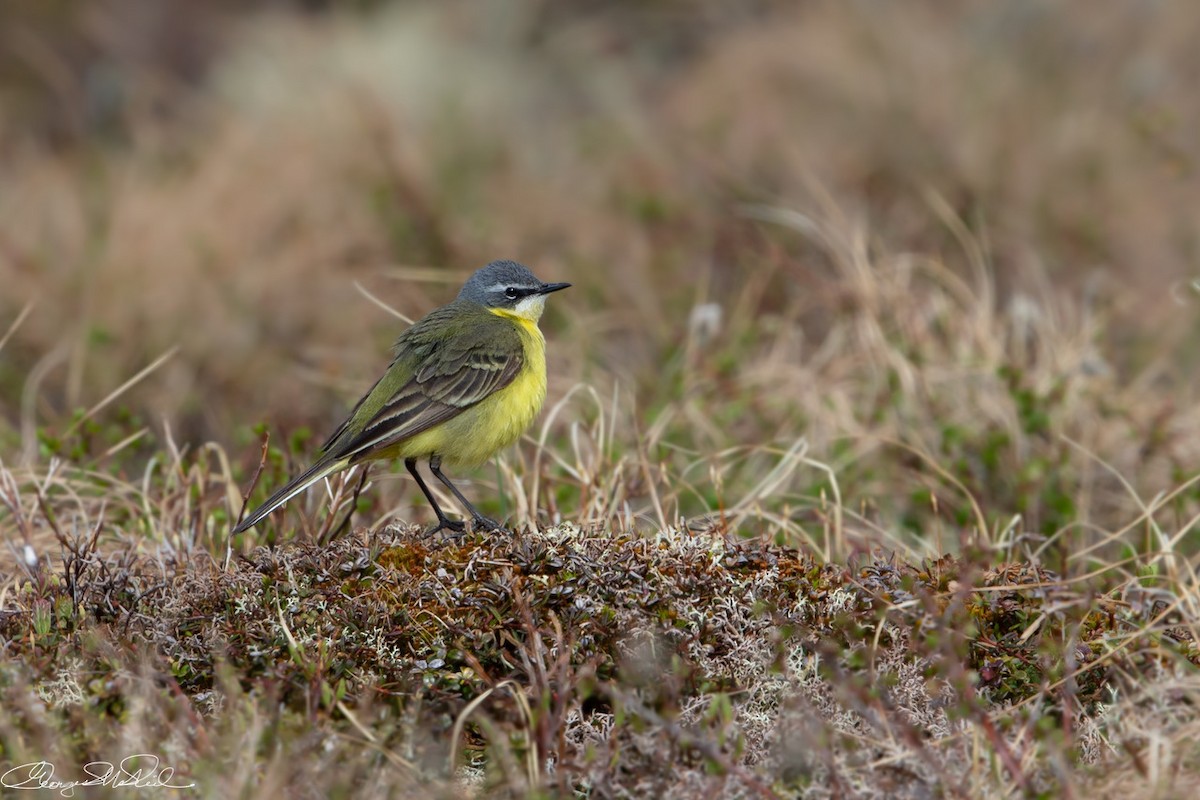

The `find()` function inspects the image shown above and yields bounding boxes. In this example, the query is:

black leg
[429,456,504,533]
[406,458,465,535]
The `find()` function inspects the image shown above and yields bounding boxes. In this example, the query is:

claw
[470,515,506,534]
[424,517,467,539]
[422,514,506,538]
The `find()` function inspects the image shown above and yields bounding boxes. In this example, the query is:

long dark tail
[233,456,350,532]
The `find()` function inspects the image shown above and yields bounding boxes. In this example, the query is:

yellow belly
[387,315,547,468]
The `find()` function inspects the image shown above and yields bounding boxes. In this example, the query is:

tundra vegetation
[1,2,1199,797]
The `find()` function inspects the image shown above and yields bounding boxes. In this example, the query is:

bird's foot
[470,515,506,534]
[423,516,506,538]
[424,517,467,540]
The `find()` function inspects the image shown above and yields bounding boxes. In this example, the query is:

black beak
[539,282,571,294]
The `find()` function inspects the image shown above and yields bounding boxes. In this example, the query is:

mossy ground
[2,519,1198,797]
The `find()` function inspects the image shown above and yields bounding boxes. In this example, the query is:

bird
[233,260,570,535]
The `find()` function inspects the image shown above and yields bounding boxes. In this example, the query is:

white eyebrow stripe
[488,282,540,294]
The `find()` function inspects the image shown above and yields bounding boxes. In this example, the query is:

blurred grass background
[1,0,1198,540]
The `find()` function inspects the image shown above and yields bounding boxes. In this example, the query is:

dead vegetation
[3,517,1199,798]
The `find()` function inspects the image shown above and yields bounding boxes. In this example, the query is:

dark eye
[504,287,519,299]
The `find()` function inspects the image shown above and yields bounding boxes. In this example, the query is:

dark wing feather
[319,303,524,463]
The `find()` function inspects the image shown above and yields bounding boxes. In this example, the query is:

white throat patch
[512,293,548,320]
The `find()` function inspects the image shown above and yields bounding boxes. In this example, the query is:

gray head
[457,260,570,318]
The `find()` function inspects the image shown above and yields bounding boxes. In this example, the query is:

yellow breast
[397,311,547,468]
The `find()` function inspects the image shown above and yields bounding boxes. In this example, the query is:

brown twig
[235,431,271,531]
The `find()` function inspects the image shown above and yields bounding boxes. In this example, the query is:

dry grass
[2,1,1200,797]
[3,482,1200,797]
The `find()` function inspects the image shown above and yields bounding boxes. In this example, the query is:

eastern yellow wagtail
[233,260,570,534]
